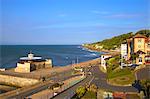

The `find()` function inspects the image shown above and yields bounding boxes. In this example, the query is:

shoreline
[82,45,120,56]
[0,58,101,79]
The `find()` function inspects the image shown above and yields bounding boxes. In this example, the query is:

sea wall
[72,58,101,67]
[0,74,39,87]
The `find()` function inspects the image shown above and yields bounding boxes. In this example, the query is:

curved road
[53,75,92,99]
[136,66,150,80]
[90,66,138,92]
[53,66,138,99]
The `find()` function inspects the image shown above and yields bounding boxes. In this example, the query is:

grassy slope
[106,56,135,85]
[84,29,150,50]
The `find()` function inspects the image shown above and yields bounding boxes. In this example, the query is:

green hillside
[83,29,150,51]
[135,29,150,37]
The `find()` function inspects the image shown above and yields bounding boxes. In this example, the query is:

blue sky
[1,0,149,45]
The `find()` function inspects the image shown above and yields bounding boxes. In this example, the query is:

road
[0,80,54,99]
[136,66,150,80]
[0,65,139,99]
[52,65,137,99]
[90,66,138,92]
[0,69,77,99]
[53,75,93,99]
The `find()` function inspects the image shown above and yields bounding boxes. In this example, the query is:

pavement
[90,66,138,92]
[136,65,150,80]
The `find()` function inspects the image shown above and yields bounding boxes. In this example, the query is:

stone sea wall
[0,74,39,87]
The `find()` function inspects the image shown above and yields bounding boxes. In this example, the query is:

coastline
[82,45,120,56]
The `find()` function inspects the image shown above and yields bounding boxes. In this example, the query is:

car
[131,64,139,67]
[54,92,58,96]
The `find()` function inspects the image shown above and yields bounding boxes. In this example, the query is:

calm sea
[0,45,103,68]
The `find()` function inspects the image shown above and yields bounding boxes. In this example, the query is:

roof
[113,92,126,98]
[122,40,127,44]
[146,37,150,42]
[18,59,46,63]
[20,56,42,60]
[133,34,147,38]
[104,57,112,60]
[20,53,43,61]
[136,50,146,54]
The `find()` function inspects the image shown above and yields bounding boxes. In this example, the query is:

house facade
[101,54,112,70]
[123,34,150,65]
[121,43,128,60]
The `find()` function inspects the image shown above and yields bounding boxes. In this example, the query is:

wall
[15,62,31,73]
[134,38,145,53]
[0,74,39,87]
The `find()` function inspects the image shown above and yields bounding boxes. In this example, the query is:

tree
[76,86,86,98]
[88,84,97,93]
[140,80,150,98]
[136,29,150,37]
[130,53,139,63]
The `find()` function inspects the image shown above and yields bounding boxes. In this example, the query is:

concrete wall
[0,74,39,87]
[15,62,31,73]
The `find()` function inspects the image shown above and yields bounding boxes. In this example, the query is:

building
[121,43,128,60]
[113,92,126,99]
[15,53,52,73]
[101,54,112,70]
[124,34,150,65]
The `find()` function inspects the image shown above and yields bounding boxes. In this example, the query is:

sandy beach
[0,58,101,80]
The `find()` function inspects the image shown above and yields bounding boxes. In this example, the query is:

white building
[15,53,52,73]
[121,43,128,60]
[101,54,112,70]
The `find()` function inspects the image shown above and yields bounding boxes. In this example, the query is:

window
[138,39,142,42]
[148,44,150,48]
[139,57,142,62]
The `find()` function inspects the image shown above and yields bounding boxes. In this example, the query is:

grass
[107,68,132,79]
[107,67,135,85]
[81,91,96,99]
[109,74,135,85]
[105,55,136,85]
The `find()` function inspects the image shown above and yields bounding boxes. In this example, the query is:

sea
[0,45,104,68]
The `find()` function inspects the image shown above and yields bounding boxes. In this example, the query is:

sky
[0,0,150,45]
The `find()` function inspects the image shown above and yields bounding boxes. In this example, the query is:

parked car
[131,64,139,67]
[130,64,139,70]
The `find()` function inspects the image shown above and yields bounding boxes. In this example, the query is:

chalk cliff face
[0,74,39,87]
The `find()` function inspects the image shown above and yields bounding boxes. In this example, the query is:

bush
[76,86,86,98]
[82,91,97,99]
